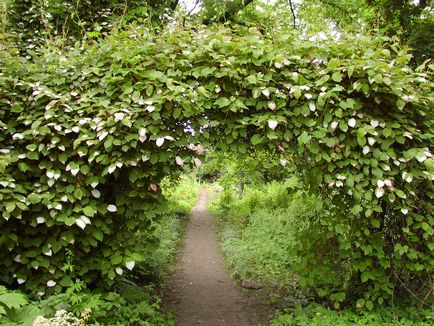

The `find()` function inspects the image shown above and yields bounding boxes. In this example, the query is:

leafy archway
[1,25,432,306]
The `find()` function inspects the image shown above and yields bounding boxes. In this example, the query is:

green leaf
[27,193,41,204]
[361,271,370,283]
[332,72,343,82]
[339,120,348,132]
[371,219,380,228]
[5,202,15,213]
[215,97,230,108]
[298,132,311,145]
[395,190,406,198]
[0,293,28,309]
[396,99,405,110]
[111,254,122,265]
[246,75,257,84]
[251,134,263,145]
[356,298,365,308]
[347,66,354,78]
[328,58,340,68]
[293,87,301,99]
[94,230,103,241]
[83,206,96,217]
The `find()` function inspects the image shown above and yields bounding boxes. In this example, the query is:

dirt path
[164,189,271,326]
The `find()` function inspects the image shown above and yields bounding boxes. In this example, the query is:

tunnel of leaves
[0,25,433,307]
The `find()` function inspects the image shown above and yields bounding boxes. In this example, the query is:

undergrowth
[210,178,433,326]
[272,304,433,326]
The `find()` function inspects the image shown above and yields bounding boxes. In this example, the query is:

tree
[201,0,254,23]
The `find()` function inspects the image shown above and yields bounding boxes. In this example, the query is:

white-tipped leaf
[156,138,165,147]
[126,261,135,271]
[268,120,278,130]
[107,205,117,212]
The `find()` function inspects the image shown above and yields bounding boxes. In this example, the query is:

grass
[209,179,433,326]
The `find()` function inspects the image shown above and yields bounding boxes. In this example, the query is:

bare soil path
[164,189,271,326]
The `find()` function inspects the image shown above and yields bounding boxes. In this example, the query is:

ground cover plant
[271,303,433,326]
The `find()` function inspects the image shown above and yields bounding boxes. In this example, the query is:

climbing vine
[0,25,432,307]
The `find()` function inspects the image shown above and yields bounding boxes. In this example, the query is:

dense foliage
[0,176,198,324]
[1,1,433,315]
[1,0,179,54]
[272,303,433,326]
[209,178,433,324]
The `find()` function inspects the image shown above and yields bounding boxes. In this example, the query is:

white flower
[377,180,385,188]
[114,112,124,122]
[348,118,356,128]
[98,131,108,141]
[402,172,412,183]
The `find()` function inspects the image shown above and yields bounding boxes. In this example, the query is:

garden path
[164,189,270,325]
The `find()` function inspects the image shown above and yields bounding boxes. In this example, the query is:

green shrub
[272,304,433,326]
[0,285,41,325]
[37,282,173,326]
